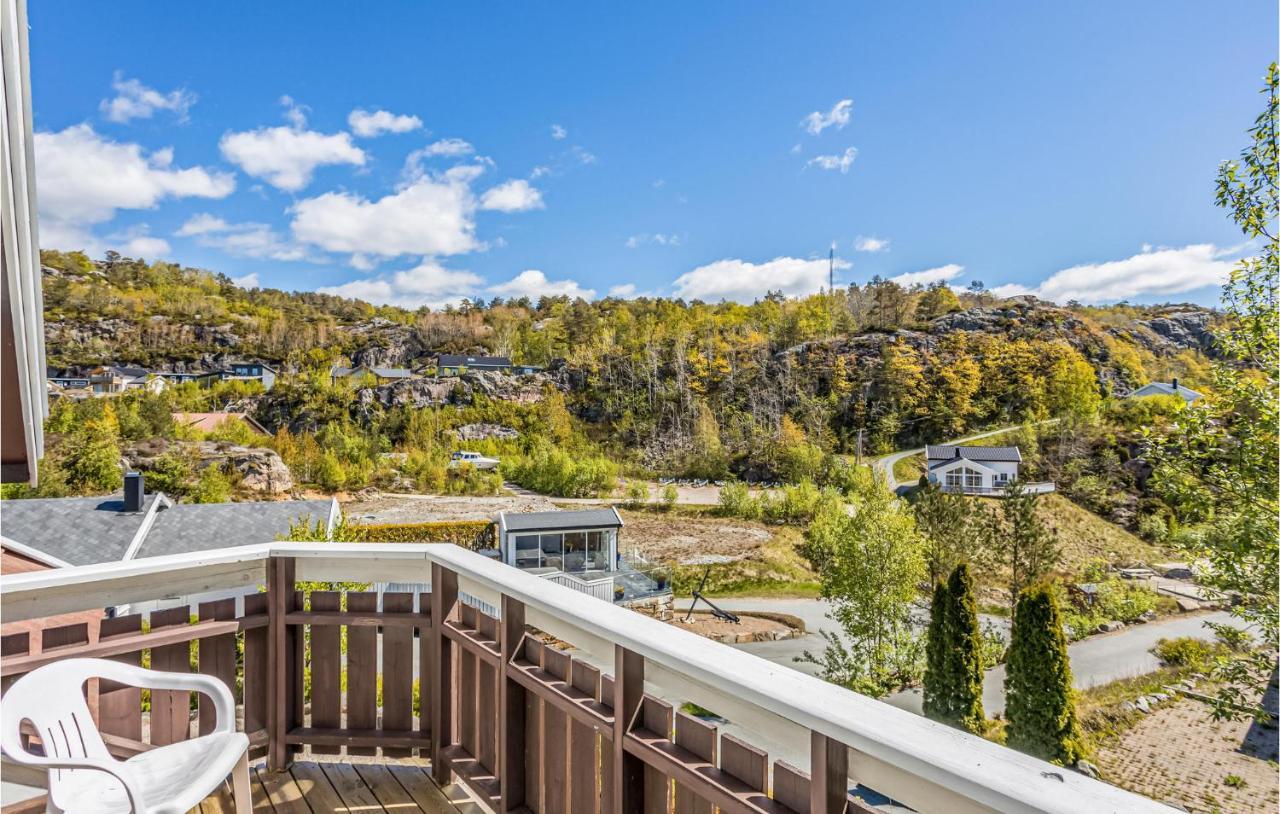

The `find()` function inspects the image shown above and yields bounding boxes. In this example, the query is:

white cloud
[570,145,597,165]
[551,124,568,140]
[672,256,850,303]
[608,283,638,298]
[421,138,475,157]
[100,72,196,123]
[854,235,890,253]
[231,272,260,289]
[806,147,857,174]
[890,263,964,287]
[990,244,1236,304]
[347,108,423,137]
[290,166,481,259]
[479,179,544,212]
[318,260,484,309]
[176,213,310,261]
[625,233,682,249]
[530,165,551,179]
[219,99,366,191]
[802,99,852,135]
[111,228,171,258]
[35,124,234,250]
[488,270,595,300]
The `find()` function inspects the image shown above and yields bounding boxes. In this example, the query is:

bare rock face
[356,371,552,410]
[348,321,429,368]
[1120,310,1219,357]
[124,439,294,495]
[454,423,519,441]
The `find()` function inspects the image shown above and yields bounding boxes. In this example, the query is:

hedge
[349,520,495,550]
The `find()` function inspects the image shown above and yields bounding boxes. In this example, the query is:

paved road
[871,420,1059,492]
[676,597,1244,716]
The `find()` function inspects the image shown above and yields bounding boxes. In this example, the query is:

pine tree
[944,563,985,734]
[1005,584,1084,765]
[922,578,952,722]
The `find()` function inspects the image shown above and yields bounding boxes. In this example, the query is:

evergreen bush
[1005,583,1085,765]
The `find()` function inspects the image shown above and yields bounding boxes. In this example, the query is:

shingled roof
[925,444,1022,463]
[498,508,623,533]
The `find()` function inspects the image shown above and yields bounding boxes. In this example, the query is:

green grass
[1033,492,1172,573]
[893,453,924,483]
[1076,665,1197,751]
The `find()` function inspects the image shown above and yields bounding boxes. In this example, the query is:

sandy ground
[617,512,776,563]
[667,611,796,641]
[341,492,559,523]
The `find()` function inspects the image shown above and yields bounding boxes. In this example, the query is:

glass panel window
[563,532,587,572]
[514,535,541,567]
[945,471,963,487]
[963,467,981,488]
[586,530,608,570]
[540,534,563,569]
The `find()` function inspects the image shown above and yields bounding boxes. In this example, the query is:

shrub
[1215,626,1254,652]
[1136,513,1168,542]
[190,465,232,503]
[508,443,618,498]
[1152,637,1218,670]
[1005,584,1085,765]
[717,481,761,519]
[347,520,495,550]
[623,480,649,509]
[660,483,679,511]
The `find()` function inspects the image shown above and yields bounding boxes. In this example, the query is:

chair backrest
[1,658,112,779]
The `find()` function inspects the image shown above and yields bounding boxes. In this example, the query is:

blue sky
[26,1,1276,307]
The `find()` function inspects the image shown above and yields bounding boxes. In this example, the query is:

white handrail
[0,542,1174,814]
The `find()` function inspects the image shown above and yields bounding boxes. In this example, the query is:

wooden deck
[198,758,476,814]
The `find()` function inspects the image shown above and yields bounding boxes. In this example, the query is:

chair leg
[231,752,252,814]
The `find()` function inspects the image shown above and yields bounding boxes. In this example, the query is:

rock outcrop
[125,439,294,494]
[355,370,553,410]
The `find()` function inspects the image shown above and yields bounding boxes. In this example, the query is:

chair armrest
[64,658,238,734]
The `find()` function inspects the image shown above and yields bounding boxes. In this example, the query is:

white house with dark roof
[1128,377,1203,404]
[924,444,1054,495]
[329,365,415,386]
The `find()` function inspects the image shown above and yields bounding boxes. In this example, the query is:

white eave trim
[0,534,73,569]
[120,493,172,561]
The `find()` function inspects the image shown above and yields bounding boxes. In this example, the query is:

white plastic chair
[1,657,251,814]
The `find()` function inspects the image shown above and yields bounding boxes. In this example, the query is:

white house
[1128,378,1203,404]
[924,444,1053,495]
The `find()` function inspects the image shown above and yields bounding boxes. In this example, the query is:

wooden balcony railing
[0,542,1175,814]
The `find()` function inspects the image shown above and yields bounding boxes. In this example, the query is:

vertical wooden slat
[267,556,297,770]
[477,610,499,774]
[291,589,304,757]
[346,592,379,757]
[499,595,527,812]
[459,604,479,761]
[382,592,415,757]
[40,622,89,651]
[197,599,238,736]
[772,761,810,813]
[641,697,673,814]
[673,712,716,814]
[720,734,769,794]
[242,592,270,757]
[599,673,615,812]
[430,563,458,786]
[149,606,192,746]
[810,731,848,813]
[522,637,545,812]
[569,659,601,814]
[541,646,571,814]
[614,647,645,814]
[308,592,341,756]
[418,591,432,749]
[97,614,143,742]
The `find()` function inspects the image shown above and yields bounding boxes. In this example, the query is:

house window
[586,530,609,570]
[563,532,586,572]
[945,466,982,489]
[514,534,540,567]
[539,533,563,569]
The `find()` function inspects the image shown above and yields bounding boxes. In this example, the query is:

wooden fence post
[613,645,645,814]
[499,595,526,810]
[267,556,297,772]
[810,731,848,813]
[430,563,459,785]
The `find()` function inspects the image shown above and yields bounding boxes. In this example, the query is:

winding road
[675,596,1245,716]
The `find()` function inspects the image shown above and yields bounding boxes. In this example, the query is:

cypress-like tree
[945,563,985,734]
[1005,584,1084,765]
[922,578,952,722]
[922,564,985,734]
